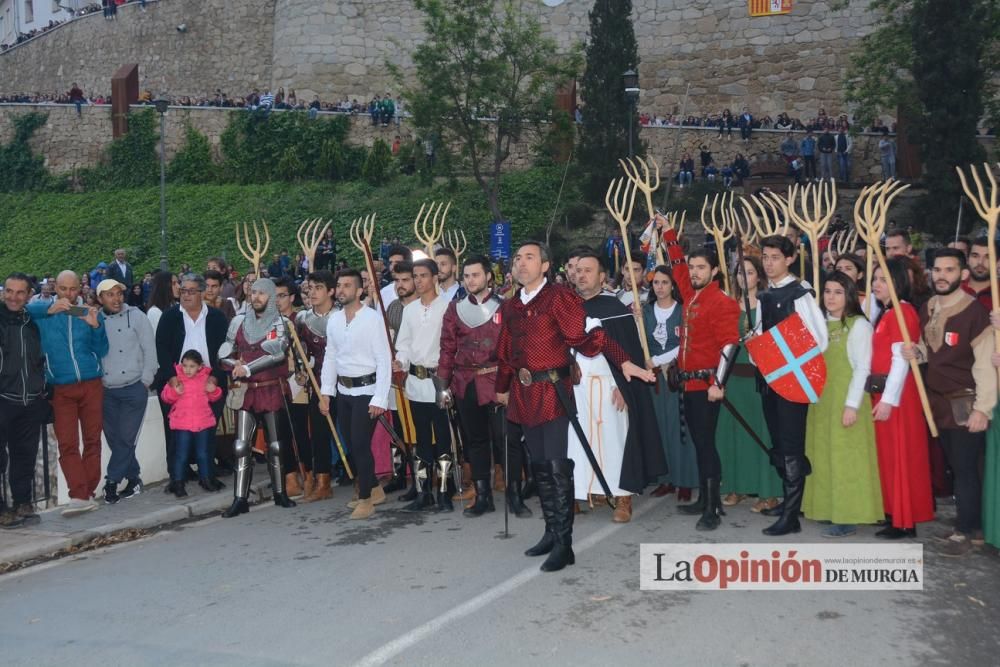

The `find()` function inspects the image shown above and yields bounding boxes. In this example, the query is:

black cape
[582,295,668,494]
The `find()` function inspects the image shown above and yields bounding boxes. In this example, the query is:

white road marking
[352,496,664,667]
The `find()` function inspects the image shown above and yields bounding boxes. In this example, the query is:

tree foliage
[0,112,59,192]
[362,138,394,185]
[396,0,581,222]
[167,125,218,184]
[577,0,643,198]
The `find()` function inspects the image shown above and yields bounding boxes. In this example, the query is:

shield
[746,313,826,404]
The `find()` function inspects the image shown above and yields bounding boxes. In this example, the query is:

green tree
[396,0,580,222]
[362,138,394,185]
[577,0,643,198]
[839,0,999,236]
[168,125,218,184]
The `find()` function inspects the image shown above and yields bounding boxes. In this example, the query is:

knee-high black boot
[524,463,555,556]
[540,459,575,572]
[506,480,533,518]
[383,443,409,494]
[678,479,708,515]
[763,456,807,536]
[695,477,723,531]
[464,479,495,517]
[397,451,419,502]
[401,457,435,512]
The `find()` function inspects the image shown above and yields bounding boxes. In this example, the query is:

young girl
[161,351,225,497]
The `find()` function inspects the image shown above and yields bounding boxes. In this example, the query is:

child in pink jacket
[160,350,224,497]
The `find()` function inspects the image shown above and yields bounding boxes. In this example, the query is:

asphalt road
[1,491,997,667]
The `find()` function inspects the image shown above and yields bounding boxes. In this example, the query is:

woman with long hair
[146,271,179,333]
[869,258,934,538]
[716,255,783,511]
[642,266,698,501]
[802,272,883,537]
[127,282,145,310]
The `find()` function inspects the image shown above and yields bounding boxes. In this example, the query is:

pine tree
[578,0,644,199]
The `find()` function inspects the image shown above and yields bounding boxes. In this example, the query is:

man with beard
[495,241,655,572]
[904,249,996,556]
[569,252,666,522]
[962,237,998,310]
[437,255,530,518]
[384,260,420,496]
[434,247,461,301]
[217,278,297,518]
[319,270,392,519]
[661,227,741,531]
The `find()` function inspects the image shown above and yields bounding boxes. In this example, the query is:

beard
[934,277,963,296]
[969,265,990,282]
[251,301,268,313]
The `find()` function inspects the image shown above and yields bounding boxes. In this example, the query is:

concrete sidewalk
[0,479,275,569]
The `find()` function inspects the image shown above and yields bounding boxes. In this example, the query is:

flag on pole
[749,0,793,17]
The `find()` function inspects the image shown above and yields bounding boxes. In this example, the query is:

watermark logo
[640,544,923,591]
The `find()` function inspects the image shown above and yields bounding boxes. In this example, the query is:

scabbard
[549,378,617,509]
[720,396,780,467]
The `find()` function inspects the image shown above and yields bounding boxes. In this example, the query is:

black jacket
[107,262,134,289]
[0,304,46,405]
[153,304,229,391]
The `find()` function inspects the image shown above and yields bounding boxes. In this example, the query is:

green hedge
[0,167,584,277]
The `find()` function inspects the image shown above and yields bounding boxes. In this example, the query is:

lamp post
[623,69,640,159]
[154,98,169,272]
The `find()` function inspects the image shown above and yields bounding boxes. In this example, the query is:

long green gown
[802,317,884,524]
[717,311,783,497]
[984,417,1000,548]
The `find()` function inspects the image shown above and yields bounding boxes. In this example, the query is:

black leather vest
[759,281,810,331]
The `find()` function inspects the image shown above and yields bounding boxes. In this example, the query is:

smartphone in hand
[68,305,90,317]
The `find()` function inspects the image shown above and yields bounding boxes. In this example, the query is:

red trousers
[52,379,104,501]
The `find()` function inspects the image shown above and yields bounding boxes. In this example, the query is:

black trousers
[523,415,569,462]
[336,394,377,499]
[408,400,451,463]
[291,394,334,474]
[455,383,523,480]
[0,398,46,506]
[939,428,986,534]
[761,388,810,483]
[683,391,722,481]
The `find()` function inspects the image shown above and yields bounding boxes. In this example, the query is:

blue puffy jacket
[25,301,108,385]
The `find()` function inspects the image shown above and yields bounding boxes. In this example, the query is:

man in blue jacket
[26,270,108,517]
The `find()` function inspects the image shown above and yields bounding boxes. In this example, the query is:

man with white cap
[97,278,157,504]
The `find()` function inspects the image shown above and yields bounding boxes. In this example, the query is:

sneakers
[120,478,143,500]
[14,504,41,526]
[61,498,99,517]
[104,480,121,505]
[821,524,857,538]
[167,481,188,498]
[0,506,26,529]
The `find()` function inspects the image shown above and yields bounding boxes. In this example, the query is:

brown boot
[453,485,475,501]
[303,473,333,503]
[349,498,375,520]
[285,472,303,498]
[612,496,633,523]
[302,472,316,499]
[493,464,506,492]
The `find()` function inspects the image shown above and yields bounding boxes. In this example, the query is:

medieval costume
[295,305,336,501]
[496,279,632,572]
[438,291,530,518]
[218,278,296,518]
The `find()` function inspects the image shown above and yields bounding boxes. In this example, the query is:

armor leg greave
[232,438,254,501]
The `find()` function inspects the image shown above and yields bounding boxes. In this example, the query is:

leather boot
[285,472,303,498]
[397,453,419,502]
[678,480,707,515]
[302,471,316,499]
[464,480,495,517]
[222,498,249,518]
[506,480,533,518]
[540,459,576,572]
[303,473,333,503]
[525,463,556,556]
[268,447,297,509]
[612,495,633,523]
[696,477,724,531]
[382,444,409,493]
[763,456,806,536]
[493,464,506,492]
[402,458,435,512]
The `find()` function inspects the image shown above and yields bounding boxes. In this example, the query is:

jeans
[679,170,693,186]
[837,153,851,183]
[53,379,104,501]
[881,156,896,180]
[819,153,835,180]
[103,381,148,484]
[173,428,214,481]
[803,155,816,179]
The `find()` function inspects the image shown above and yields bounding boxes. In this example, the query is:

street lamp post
[623,69,640,159]
[154,98,169,272]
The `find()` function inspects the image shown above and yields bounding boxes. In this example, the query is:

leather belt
[730,363,756,379]
[233,378,284,390]
[677,368,714,382]
[517,366,570,387]
[458,365,498,376]
[339,373,377,389]
[409,365,437,380]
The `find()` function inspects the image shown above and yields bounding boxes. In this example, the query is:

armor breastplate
[456,295,501,329]
[298,308,330,338]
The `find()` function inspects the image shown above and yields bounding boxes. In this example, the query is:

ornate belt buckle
[517,368,533,386]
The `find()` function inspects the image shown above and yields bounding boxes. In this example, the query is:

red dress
[871,302,934,529]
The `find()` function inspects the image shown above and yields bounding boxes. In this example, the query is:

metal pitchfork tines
[445,229,467,265]
[236,220,271,276]
[413,201,450,256]
[296,217,333,271]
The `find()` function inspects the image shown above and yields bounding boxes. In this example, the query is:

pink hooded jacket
[160,364,223,432]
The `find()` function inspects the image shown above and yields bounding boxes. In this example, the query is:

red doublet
[236,328,287,413]
[662,228,741,391]
[437,297,501,405]
[496,282,630,427]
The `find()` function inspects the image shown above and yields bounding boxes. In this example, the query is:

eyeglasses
[179,288,201,296]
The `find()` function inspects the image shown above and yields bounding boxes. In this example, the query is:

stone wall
[1,0,878,123]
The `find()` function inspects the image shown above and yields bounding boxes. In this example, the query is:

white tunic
[566,351,629,500]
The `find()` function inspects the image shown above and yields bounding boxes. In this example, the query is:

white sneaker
[61,498,98,517]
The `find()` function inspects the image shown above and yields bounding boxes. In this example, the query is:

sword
[547,376,617,510]
[444,404,465,495]
[377,413,410,484]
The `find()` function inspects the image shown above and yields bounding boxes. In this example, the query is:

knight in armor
[218,278,297,518]
[754,235,828,535]
[662,224,741,531]
[437,255,531,519]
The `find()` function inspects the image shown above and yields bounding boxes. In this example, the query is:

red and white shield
[746,313,827,404]
[944,331,959,346]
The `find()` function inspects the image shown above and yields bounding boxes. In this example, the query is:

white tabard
[566,351,629,500]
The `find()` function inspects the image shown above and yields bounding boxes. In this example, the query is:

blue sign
[489,221,511,260]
